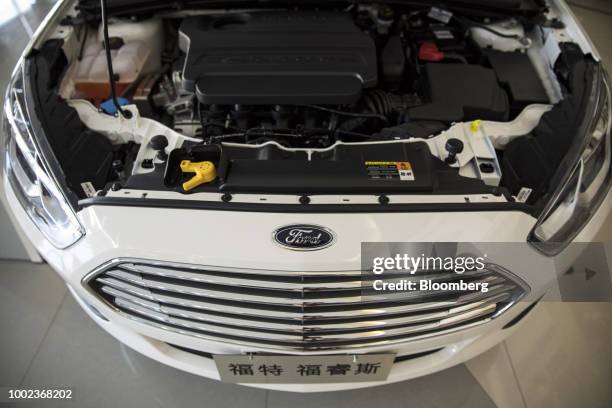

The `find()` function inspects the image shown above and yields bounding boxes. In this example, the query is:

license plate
[214,354,395,384]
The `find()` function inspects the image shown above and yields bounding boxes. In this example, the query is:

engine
[179,12,378,106]
[164,7,546,146]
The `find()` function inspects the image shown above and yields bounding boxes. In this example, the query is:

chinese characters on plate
[215,354,395,383]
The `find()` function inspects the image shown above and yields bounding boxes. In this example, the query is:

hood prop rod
[100,0,131,119]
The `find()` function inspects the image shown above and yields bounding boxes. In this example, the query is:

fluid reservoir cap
[445,138,464,154]
[444,138,464,164]
[149,135,169,151]
[418,42,444,62]
[150,135,169,161]
[100,97,129,115]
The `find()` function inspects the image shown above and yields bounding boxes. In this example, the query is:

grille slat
[87,260,527,350]
[113,296,498,343]
[98,269,507,306]
[119,263,492,290]
[101,284,511,332]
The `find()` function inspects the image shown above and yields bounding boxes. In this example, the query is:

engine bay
[23,0,600,209]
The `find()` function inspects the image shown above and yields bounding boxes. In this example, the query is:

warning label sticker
[365,161,415,181]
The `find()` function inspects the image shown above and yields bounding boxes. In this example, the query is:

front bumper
[3,169,612,391]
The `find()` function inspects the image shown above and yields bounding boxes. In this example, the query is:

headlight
[530,70,611,255]
[2,64,84,248]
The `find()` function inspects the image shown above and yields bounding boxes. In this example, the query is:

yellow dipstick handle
[180,160,216,191]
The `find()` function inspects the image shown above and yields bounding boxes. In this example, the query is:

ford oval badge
[273,224,336,251]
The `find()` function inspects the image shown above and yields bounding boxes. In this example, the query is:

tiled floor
[504,303,612,407]
[1,1,612,407]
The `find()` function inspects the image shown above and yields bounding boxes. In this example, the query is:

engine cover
[179,12,378,105]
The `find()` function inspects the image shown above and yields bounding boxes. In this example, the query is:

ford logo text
[273,224,336,251]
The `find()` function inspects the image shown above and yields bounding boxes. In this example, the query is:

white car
[1,0,610,392]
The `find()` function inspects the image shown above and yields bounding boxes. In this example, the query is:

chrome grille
[85,260,527,351]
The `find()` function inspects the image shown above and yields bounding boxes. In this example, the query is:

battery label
[365,161,415,181]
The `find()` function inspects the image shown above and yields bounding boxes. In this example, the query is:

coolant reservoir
[73,19,163,103]
[470,19,530,52]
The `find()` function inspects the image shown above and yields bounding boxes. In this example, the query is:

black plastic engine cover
[179,12,378,105]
